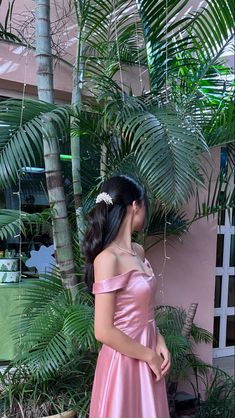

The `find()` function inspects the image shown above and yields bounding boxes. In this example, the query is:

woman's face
[132,200,146,231]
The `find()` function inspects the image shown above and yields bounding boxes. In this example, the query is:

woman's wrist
[156,326,161,335]
[156,333,167,347]
[145,348,156,363]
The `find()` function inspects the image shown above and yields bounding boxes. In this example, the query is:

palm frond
[192,165,235,226]
[154,305,214,382]
[0,99,71,187]
[118,101,209,208]
[10,271,98,379]
[137,0,193,90]
[204,99,235,148]
[0,208,51,240]
[74,0,145,83]
[190,365,235,418]
[138,0,234,109]
[164,333,191,360]
[188,0,234,71]
[63,303,96,350]
[175,1,234,107]
[190,324,214,345]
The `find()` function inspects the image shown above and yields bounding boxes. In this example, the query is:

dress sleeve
[92,271,131,294]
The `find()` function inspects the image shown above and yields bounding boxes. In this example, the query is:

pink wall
[0,42,73,101]
[0,0,75,100]
[0,43,150,101]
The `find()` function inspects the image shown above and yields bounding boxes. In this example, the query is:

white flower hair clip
[95,192,113,205]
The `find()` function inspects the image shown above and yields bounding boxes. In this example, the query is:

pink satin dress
[89,257,170,418]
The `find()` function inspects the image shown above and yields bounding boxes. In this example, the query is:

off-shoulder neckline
[93,257,154,283]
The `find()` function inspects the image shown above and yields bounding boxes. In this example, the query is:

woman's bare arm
[93,251,155,363]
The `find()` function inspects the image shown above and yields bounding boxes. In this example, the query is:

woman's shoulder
[92,249,130,293]
[93,242,145,286]
[93,248,118,283]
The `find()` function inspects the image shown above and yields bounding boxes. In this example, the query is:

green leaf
[0,99,71,187]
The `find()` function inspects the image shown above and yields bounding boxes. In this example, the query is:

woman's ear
[132,200,139,214]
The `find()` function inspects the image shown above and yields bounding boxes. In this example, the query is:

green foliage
[193,165,235,225]
[0,271,98,415]
[137,0,193,90]
[9,270,99,380]
[138,0,234,177]
[138,0,234,95]
[118,102,209,208]
[0,99,71,187]
[155,305,214,381]
[0,350,96,416]
[193,366,235,418]
[0,208,52,241]
[204,100,235,149]
[73,0,145,83]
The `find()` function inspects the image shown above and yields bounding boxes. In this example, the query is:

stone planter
[0,258,20,283]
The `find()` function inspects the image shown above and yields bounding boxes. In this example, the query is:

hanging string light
[157,204,171,310]
[113,0,125,101]
[165,0,169,104]
[135,20,143,94]
[135,1,171,309]
[156,0,172,310]
[13,40,30,347]
[112,0,124,102]
[111,0,172,310]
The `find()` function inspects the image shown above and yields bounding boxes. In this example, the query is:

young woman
[83,175,171,418]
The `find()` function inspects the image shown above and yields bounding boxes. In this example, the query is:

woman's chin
[134,223,145,232]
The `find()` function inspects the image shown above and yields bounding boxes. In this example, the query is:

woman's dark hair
[82,175,149,293]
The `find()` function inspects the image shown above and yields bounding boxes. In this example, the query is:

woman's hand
[147,351,164,382]
[156,334,171,378]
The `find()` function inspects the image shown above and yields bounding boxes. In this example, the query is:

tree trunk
[71,21,85,248]
[35,0,78,298]
[181,303,198,338]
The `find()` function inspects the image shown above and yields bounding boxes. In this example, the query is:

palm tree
[0,0,79,293]
[35,0,78,296]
